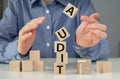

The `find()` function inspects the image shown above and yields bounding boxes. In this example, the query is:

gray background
[0,0,120,57]
[91,0,120,57]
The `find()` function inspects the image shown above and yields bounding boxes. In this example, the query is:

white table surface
[0,58,120,79]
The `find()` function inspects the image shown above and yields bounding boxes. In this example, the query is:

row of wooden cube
[77,59,112,75]
[9,59,112,74]
[9,60,44,72]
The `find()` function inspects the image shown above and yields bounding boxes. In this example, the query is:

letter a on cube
[63,3,79,18]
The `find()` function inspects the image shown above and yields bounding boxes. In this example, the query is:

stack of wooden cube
[9,50,44,72]
[54,27,70,75]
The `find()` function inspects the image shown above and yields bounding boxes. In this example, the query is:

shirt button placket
[45,8,52,57]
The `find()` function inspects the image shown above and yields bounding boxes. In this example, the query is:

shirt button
[46,25,50,30]
[46,43,50,47]
[46,10,50,14]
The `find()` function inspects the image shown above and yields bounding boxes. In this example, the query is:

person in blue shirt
[0,0,109,63]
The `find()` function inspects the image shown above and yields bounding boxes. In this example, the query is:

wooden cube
[54,41,66,53]
[96,61,112,73]
[96,61,102,73]
[30,50,40,61]
[102,61,112,73]
[54,63,66,75]
[56,52,68,64]
[77,59,91,73]
[77,59,91,75]
[22,60,33,72]
[63,3,79,18]
[55,27,70,41]
[9,60,21,72]
[33,61,44,71]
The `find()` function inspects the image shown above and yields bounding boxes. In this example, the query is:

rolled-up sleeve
[0,0,28,63]
[73,39,109,61]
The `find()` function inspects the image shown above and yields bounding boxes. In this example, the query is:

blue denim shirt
[0,0,109,63]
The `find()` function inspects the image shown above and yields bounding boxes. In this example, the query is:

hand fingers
[81,16,99,23]
[21,32,33,41]
[19,24,37,36]
[80,12,100,23]
[90,13,100,19]
[21,30,36,41]
[77,22,88,32]
[87,23,107,32]
[90,30,107,40]
[25,16,45,30]
[91,33,100,46]
[28,17,46,25]
[19,17,45,35]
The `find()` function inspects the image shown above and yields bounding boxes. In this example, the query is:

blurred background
[0,0,120,57]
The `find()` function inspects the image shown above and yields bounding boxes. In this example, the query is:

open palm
[76,13,107,48]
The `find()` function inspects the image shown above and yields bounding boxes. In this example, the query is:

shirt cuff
[15,41,29,60]
[73,41,89,57]
[8,40,29,61]
[14,52,29,60]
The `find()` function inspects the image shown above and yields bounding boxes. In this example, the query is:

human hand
[18,17,45,55]
[76,13,107,48]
